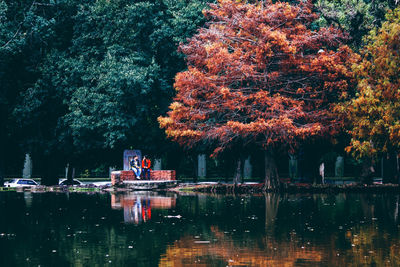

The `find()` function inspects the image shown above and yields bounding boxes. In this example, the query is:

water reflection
[23,192,33,208]
[1,192,400,266]
[265,193,279,233]
[111,192,176,224]
[158,193,400,266]
[159,229,325,266]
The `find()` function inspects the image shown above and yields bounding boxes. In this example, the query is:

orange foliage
[159,0,357,154]
[344,8,400,158]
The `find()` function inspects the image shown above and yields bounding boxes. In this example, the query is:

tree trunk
[240,156,247,184]
[382,151,397,184]
[264,149,279,190]
[233,158,242,185]
[360,157,374,185]
[66,164,76,184]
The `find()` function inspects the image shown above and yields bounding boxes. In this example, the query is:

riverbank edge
[2,183,400,194]
[170,183,400,194]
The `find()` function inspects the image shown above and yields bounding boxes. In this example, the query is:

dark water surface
[1,192,400,266]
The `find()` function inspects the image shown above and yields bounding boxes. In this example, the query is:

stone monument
[243,156,252,179]
[335,156,344,177]
[22,153,32,179]
[198,154,206,178]
[288,153,298,179]
[123,150,142,171]
[153,159,162,170]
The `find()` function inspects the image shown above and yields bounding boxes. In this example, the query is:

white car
[59,179,83,186]
[4,179,39,187]
[91,181,112,187]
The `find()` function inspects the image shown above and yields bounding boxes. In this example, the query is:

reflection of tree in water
[265,193,280,234]
[159,193,400,266]
[357,193,400,226]
[3,192,400,266]
[340,226,400,266]
[394,195,399,223]
[159,226,325,266]
[160,194,328,266]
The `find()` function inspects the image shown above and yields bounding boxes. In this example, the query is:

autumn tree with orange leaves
[341,8,400,182]
[159,0,357,189]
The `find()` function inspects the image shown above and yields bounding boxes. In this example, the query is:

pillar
[22,153,32,179]
[335,156,344,177]
[243,156,252,179]
[288,153,298,179]
[153,158,162,171]
[198,154,206,178]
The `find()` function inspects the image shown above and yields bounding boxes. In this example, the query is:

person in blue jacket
[130,155,141,179]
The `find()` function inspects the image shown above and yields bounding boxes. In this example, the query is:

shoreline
[1,182,400,194]
[170,183,400,194]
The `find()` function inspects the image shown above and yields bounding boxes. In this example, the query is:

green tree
[12,0,211,184]
[0,0,57,185]
[315,0,399,48]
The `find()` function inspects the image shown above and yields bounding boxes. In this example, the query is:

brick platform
[150,170,176,180]
[111,170,176,185]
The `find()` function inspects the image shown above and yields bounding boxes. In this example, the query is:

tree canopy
[159,0,358,186]
[159,0,357,154]
[2,0,210,183]
[315,0,399,48]
[1,0,399,183]
[344,7,400,158]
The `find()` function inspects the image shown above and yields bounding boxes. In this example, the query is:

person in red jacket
[141,156,151,179]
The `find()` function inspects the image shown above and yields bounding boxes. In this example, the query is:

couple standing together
[130,155,151,179]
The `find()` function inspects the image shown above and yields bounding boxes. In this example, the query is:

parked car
[4,179,39,187]
[59,179,83,186]
[91,181,112,187]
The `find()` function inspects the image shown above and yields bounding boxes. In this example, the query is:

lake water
[1,191,400,266]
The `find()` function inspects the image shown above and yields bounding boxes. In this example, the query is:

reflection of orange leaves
[160,228,325,267]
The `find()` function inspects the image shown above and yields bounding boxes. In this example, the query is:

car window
[26,180,36,185]
[60,180,80,185]
[9,179,16,183]
[17,180,26,184]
